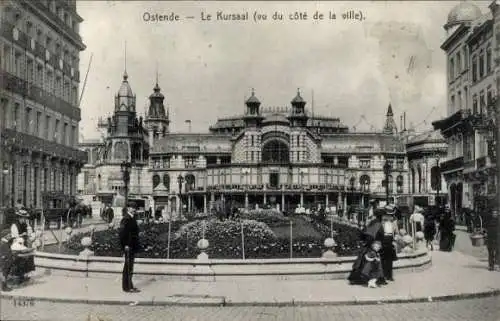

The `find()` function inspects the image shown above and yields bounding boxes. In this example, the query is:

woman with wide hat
[9,209,36,284]
[376,205,398,282]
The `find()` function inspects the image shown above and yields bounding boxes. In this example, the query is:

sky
[76,1,492,140]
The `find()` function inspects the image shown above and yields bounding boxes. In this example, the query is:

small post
[41,210,45,250]
[241,221,245,260]
[289,219,293,259]
[58,216,63,253]
[186,231,189,253]
[412,220,416,250]
[330,215,333,238]
[167,218,171,259]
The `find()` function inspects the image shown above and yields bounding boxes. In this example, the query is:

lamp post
[177,174,184,219]
[120,161,131,208]
[383,160,392,204]
[2,162,8,208]
[435,154,441,207]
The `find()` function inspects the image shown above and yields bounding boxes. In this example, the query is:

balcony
[477,156,494,170]
[2,128,87,163]
[439,156,464,173]
[26,1,85,49]
[0,20,80,82]
[205,183,344,192]
[0,70,81,120]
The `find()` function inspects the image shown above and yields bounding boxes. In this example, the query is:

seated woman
[10,209,36,284]
[348,240,385,288]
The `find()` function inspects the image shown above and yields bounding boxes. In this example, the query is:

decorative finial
[297,88,300,95]
[251,87,255,96]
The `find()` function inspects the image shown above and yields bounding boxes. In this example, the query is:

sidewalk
[1,250,499,306]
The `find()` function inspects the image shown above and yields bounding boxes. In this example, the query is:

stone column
[361,195,365,207]
[263,193,267,204]
[337,192,342,207]
[203,194,207,213]
[343,194,347,211]
[325,193,329,208]
[188,195,192,212]
[281,193,285,212]
[245,192,249,209]
[300,192,304,207]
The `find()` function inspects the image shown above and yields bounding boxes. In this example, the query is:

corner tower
[144,78,170,146]
[383,103,398,135]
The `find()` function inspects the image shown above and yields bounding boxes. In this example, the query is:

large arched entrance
[262,140,290,163]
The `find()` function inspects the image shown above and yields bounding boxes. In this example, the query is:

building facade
[433,1,498,217]
[0,0,87,209]
[79,71,415,214]
[405,130,448,207]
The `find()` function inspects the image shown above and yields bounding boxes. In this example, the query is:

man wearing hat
[376,205,398,282]
[119,207,141,293]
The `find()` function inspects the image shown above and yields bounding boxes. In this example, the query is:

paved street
[453,229,489,261]
[1,296,499,321]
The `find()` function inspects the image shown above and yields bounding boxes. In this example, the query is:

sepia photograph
[0,0,499,320]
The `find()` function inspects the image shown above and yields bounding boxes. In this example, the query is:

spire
[387,103,393,116]
[155,61,159,87]
[383,103,397,135]
[123,41,128,80]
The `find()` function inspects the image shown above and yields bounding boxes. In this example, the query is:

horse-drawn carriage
[40,192,91,229]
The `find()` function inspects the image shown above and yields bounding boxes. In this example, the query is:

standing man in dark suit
[119,207,140,292]
[486,209,499,271]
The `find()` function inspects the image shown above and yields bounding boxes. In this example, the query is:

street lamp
[435,154,441,207]
[383,160,392,203]
[2,162,9,208]
[177,174,184,218]
[120,161,131,208]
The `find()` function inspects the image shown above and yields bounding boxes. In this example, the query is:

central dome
[445,2,482,30]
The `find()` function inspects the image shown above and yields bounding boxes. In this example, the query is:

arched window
[262,140,289,163]
[359,175,370,192]
[349,176,356,190]
[430,166,441,191]
[417,166,422,193]
[163,174,170,191]
[152,174,160,189]
[411,168,415,194]
[396,175,404,194]
[387,175,393,193]
[185,174,195,191]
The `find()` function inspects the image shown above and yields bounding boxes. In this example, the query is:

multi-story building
[78,69,412,215]
[433,1,498,217]
[0,0,87,209]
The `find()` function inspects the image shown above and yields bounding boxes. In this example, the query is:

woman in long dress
[348,240,385,287]
[423,208,437,251]
[10,209,36,283]
[439,209,455,252]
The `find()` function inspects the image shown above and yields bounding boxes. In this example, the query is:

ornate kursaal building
[0,0,87,209]
[433,1,498,216]
[79,71,411,214]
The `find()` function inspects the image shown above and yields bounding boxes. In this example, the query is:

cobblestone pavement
[1,297,499,321]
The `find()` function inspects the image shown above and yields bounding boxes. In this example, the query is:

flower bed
[53,216,361,259]
[238,209,289,226]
